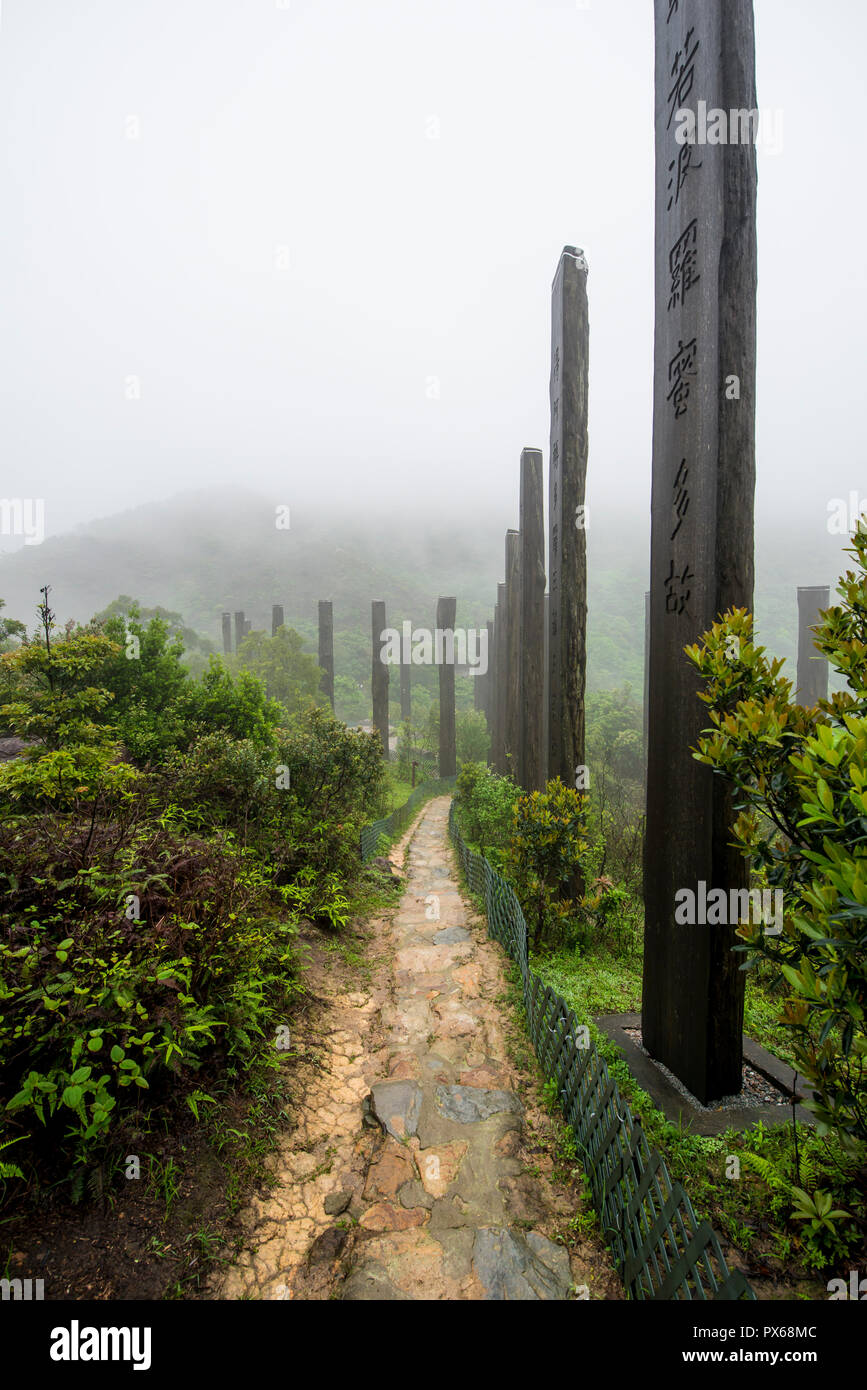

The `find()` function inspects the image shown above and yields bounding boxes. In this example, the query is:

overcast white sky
[0,0,864,547]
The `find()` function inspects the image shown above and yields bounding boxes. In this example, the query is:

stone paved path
[213,797,619,1301]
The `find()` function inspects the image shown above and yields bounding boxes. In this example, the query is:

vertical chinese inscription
[644,0,757,1105]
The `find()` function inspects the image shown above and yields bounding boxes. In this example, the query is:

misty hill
[0,487,855,697]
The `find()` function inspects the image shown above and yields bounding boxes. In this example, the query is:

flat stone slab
[472,1227,572,1300]
[370,1081,423,1138]
[434,1085,522,1124]
[433,926,471,944]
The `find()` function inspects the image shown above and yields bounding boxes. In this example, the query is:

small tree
[686,522,867,1148]
[0,591,136,806]
[456,709,490,766]
[507,779,589,950]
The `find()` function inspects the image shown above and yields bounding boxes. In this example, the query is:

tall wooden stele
[504,531,522,780]
[542,594,550,784]
[371,601,389,759]
[400,636,411,725]
[221,612,232,655]
[548,248,589,787]
[318,600,334,710]
[485,619,494,735]
[272,604,284,637]
[234,611,245,652]
[797,586,830,708]
[643,590,651,773]
[644,0,758,1104]
[495,582,507,774]
[437,596,457,778]
[520,450,546,791]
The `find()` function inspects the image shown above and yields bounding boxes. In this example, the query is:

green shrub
[687,521,867,1148]
[506,780,590,949]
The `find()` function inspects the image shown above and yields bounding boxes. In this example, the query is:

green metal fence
[359,777,457,862]
[448,798,756,1303]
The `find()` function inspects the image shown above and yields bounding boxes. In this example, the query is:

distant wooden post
[797,586,830,707]
[485,619,494,732]
[318,600,335,710]
[243,619,252,637]
[548,247,589,788]
[505,530,522,780]
[495,581,507,773]
[399,634,411,724]
[643,0,758,1104]
[221,612,232,655]
[371,601,389,759]
[234,611,245,651]
[271,604,284,637]
[520,449,546,791]
[490,605,499,766]
[437,596,457,778]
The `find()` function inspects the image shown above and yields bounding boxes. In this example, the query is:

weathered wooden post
[505,531,522,780]
[243,619,252,638]
[495,582,507,773]
[542,593,550,787]
[520,450,546,791]
[399,634,411,725]
[485,619,495,732]
[437,596,457,778]
[318,600,335,710]
[371,601,389,758]
[271,604,284,637]
[221,612,232,655]
[797,587,830,708]
[234,611,245,651]
[643,590,651,764]
[548,247,589,789]
[643,0,758,1104]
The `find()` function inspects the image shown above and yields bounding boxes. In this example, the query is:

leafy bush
[506,780,590,949]
[0,813,297,1177]
[456,709,490,765]
[455,763,520,866]
[687,522,867,1148]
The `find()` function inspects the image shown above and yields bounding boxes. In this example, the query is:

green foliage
[454,763,520,866]
[456,709,490,766]
[584,686,645,894]
[0,627,121,752]
[235,625,324,716]
[506,780,590,949]
[0,609,139,808]
[0,599,25,654]
[686,522,867,1149]
[0,814,298,1177]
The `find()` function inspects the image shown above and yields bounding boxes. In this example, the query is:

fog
[0,0,864,560]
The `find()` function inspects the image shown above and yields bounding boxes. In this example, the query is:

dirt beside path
[213,796,622,1301]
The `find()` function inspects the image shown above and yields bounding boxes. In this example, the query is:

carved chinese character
[667,337,697,418]
[667,27,700,131]
[667,0,680,20]
[552,396,560,427]
[664,558,694,616]
[668,219,700,311]
[552,345,560,382]
[667,142,702,211]
[671,458,690,539]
